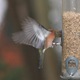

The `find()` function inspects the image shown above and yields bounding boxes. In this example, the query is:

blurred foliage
[3,68,25,80]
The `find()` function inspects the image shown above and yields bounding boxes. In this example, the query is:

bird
[12,17,61,69]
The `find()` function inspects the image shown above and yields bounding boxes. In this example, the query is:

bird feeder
[61,0,80,79]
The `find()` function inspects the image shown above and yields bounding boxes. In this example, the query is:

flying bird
[12,17,61,68]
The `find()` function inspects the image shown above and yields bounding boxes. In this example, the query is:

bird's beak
[54,30,62,37]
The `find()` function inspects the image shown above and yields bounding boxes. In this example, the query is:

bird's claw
[42,48,46,53]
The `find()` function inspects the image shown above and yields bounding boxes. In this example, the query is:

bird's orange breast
[45,31,55,48]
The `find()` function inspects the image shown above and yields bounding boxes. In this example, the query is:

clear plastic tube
[62,0,80,79]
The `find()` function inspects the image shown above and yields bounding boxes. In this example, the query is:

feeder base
[60,71,80,79]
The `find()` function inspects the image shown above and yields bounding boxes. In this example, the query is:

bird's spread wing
[12,17,50,48]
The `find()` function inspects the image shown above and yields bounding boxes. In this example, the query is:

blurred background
[0,0,62,80]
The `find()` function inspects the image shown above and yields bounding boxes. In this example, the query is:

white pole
[0,0,8,26]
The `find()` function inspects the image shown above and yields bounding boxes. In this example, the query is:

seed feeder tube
[61,0,80,79]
